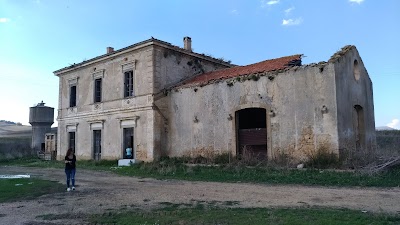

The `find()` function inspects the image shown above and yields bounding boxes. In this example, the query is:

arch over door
[236,108,267,159]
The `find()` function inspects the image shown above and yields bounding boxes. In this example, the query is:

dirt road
[1,166,399,225]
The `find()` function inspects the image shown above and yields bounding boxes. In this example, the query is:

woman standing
[65,148,76,191]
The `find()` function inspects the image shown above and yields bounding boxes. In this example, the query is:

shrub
[305,146,340,169]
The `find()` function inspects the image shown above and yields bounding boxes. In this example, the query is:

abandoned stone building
[54,37,376,163]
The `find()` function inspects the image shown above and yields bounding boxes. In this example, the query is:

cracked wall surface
[333,46,377,161]
[161,62,341,163]
[55,41,376,163]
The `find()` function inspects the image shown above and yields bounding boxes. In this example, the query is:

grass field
[87,205,400,225]
[2,158,400,187]
[0,136,32,159]
[36,203,400,225]
[115,162,400,187]
[0,178,65,203]
[2,158,400,225]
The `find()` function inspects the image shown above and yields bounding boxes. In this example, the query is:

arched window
[353,60,360,81]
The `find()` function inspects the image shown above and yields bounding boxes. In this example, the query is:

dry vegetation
[0,137,33,159]
[0,123,33,159]
[376,130,400,156]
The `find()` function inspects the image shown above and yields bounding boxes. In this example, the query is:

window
[70,85,77,107]
[94,78,102,103]
[353,59,360,81]
[68,132,75,153]
[124,70,134,97]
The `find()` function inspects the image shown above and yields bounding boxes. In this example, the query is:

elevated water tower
[29,101,54,151]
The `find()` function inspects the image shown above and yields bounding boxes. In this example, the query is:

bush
[0,137,33,160]
[305,146,340,169]
[376,130,400,156]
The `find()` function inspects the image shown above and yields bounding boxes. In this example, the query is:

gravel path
[1,166,400,225]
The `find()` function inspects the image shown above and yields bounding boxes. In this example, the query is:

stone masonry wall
[161,64,339,163]
[332,46,376,161]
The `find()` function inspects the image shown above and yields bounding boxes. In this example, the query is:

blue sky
[0,0,399,129]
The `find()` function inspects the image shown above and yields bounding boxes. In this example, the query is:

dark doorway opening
[93,130,101,161]
[236,108,267,159]
[353,105,365,151]
[123,128,134,159]
[68,132,75,153]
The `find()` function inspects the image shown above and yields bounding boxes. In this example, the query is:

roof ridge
[54,37,233,74]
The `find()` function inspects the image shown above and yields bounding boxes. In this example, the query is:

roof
[54,37,232,74]
[180,54,302,88]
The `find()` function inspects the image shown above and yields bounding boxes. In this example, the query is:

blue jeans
[65,168,76,188]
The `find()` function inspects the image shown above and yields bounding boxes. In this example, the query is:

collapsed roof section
[178,54,302,88]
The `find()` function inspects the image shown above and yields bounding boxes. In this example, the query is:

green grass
[0,136,31,143]
[88,206,400,225]
[0,178,65,203]
[2,158,400,187]
[115,161,400,187]
[0,157,117,170]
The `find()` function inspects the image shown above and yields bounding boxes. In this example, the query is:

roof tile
[181,54,302,87]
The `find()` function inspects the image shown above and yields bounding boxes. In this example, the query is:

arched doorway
[235,108,267,159]
[353,105,365,151]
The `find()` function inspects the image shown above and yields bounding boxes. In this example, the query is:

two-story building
[54,37,231,161]
[55,38,376,164]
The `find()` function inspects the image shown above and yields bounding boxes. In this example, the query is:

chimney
[107,47,114,54]
[183,37,192,52]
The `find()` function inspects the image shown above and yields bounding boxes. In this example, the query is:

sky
[0,0,399,129]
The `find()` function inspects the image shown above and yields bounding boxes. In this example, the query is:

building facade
[55,38,376,163]
[54,38,231,161]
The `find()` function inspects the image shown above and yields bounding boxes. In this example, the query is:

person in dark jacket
[64,148,76,191]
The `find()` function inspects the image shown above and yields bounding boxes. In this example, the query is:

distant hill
[0,121,32,138]
[0,120,57,137]
[0,120,22,126]
[376,126,397,131]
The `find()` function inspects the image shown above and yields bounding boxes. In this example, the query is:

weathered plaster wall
[153,45,230,93]
[57,109,152,161]
[269,64,339,161]
[56,45,157,161]
[57,45,154,114]
[56,43,231,161]
[152,45,232,158]
[162,64,339,162]
[332,47,376,159]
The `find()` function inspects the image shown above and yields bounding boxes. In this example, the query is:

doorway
[123,128,134,159]
[93,130,101,161]
[353,105,365,151]
[68,131,75,153]
[236,108,267,159]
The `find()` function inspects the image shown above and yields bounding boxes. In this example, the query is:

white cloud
[230,9,238,15]
[267,0,280,5]
[0,18,10,23]
[387,119,400,129]
[349,0,364,4]
[261,0,280,7]
[284,7,295,15]
[282,17,303,26]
